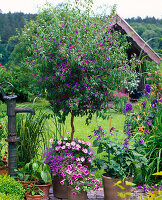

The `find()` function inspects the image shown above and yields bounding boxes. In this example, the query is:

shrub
[0,192,23,200]
[0,174,25,199]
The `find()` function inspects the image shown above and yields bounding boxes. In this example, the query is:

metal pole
[5,95,19,177]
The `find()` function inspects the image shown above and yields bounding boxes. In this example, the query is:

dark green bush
[0,174,25,199]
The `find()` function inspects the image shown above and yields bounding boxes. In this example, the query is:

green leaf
[32,163,38,172]
[125,192,133,196]
[93,140,100,147]
[41,171,48,184]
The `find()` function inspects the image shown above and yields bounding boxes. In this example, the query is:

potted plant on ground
[25,184,44,200]
[29,158,51,200]
[15,158,51,200]
[89,126,148,200]
[44,132,95,199]
[60,162,101,200]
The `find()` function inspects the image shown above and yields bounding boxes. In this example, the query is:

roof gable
[109,14,161,65]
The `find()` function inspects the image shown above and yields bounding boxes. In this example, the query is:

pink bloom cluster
[60,163,101,195]
[49,136,95,164]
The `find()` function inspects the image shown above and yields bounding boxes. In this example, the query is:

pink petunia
[75,186,80,190]
[57,140,62,145]
[49,138,54,143]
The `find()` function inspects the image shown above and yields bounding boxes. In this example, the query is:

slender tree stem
[71,113,75,140]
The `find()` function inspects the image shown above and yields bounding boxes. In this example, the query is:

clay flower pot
[102,174,132,200]
[25,193,43,200]
[0,160,8,175]
[68,186,87,200]
[52,175,68,199]
[35,183,51,200]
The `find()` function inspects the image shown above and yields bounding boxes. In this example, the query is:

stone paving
[48,186,145,200]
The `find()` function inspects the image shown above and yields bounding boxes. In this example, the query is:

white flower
[78,140,81,143]
[57,140,62,145]
[76,144,81,149]
[80,157,85,162]
[64,138,68,140]
[62,145,66,149]
[86,141,91,146]
[81,140,85,144]
[71,141,76,146]
[66,142,71,147]
[76,157,80,162]
[82,148,88,154]
[49,138,54,143]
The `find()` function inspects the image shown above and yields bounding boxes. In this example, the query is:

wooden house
[108,14,161,93]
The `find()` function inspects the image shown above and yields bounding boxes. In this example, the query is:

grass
[0,99,126,180]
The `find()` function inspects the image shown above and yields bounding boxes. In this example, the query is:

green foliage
[113,93,128,113]
[16,2,140,127]
[125,17,162,57]
[3,110,47,167]
[0,174,25,199]
[0,12,37,65]
[0,192,23,200]
[26,184,44,196]
[16,111,47,167]
[15,158,51,184]
[90,127,148,179]
[124,84,162,184]
[27,158,51,184]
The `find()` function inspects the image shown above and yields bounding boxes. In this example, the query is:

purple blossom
[139,138,144,145]
[144,84,151,98]
[122,138,130,151]
[126,103,133,111]
[141,101,146,109]
[151,99,158,109]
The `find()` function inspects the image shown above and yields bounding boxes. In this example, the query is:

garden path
[48,186,145,200]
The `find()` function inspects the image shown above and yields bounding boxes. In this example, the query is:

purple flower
[122,138,130,151]
[110,127,116,135]
[151,99,158,109]
[141,101,146,109]
[139,138,144,145]
[144,84,151,98]
[146,120,151,126]
[125,103,133,111]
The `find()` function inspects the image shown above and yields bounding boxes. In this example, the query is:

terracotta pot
[35,183,51,200]
[68,186,87,200]
[102,174,132,200]
[0,162,8,175]
[19,180,31,189]
[25,193,43,200]
[52,175,68,199]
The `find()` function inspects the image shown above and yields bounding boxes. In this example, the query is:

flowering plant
[60,163,101,195]
[89,126,148,180]
[44,133,95,179]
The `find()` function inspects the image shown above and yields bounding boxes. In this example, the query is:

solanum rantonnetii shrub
[19,1,140,139]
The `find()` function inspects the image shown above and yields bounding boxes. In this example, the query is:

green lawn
[0,99,126,180]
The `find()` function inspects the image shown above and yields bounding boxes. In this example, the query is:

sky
[0,0,162,19]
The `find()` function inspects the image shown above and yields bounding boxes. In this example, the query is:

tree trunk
[70,113,75,140]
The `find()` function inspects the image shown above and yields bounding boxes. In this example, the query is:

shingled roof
[109,13,161,65]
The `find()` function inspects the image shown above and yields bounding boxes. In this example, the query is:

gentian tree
[20,1,140,139]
